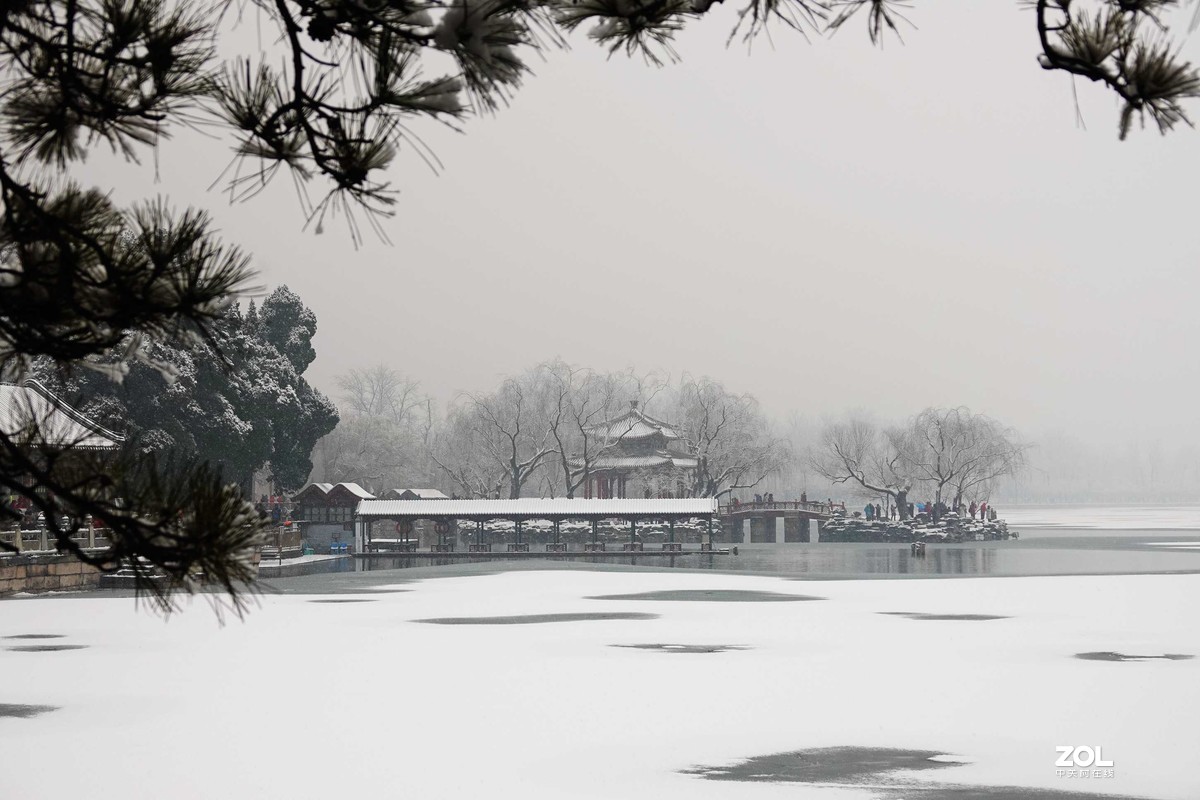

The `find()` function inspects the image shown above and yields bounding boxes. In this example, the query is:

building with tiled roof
[379,488,450,500]
[573,401,698,499]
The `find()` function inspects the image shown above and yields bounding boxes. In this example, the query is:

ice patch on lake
[1004,505,1200,530]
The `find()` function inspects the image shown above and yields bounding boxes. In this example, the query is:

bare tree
[337,366,423,425]
[456,371,555,499]
[543,362,641,498]
[894,407,1026,513]
[671,375,787,499]
[944,415,1027,508]
[425,401,505,499]
[309,366,431,494]
[812,414,914,518]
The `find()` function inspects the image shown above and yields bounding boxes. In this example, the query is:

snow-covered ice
[1,569,1198,799]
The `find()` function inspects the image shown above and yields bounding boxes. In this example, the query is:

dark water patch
[0,703,58,719]
[2,634,65,640]
[685,747,954,783]
[307,598,378,604]
[6,644,88,652]
[1075,651,1194,662]
[880,612,1010,621]
[684,747,1154,799]
[613,643,749,654]
[416,612,658,625]
[587,589,824,602]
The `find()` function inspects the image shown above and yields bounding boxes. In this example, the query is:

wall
[0,554,103,596]
[302,522,354,553]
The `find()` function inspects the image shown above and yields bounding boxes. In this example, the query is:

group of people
[916,500,998,521]
[859,499,999,522]
[255,495,289,524]
[863,502,897,521]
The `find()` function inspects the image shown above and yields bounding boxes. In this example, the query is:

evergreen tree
[0,0,1195,606]
[36,289,337,496]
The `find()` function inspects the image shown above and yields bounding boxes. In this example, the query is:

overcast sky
[79,2,1200,447]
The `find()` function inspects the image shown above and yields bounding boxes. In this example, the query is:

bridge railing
[720,501,843,515]
[0,528,110,554]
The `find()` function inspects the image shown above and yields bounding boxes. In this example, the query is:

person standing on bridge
[801,491,808,505]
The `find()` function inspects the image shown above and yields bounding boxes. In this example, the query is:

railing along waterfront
[0,528,109,554]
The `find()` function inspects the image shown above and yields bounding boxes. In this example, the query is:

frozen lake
[1002,504,1200,530]
[2,569,1197,799]
[4,504,1199,799]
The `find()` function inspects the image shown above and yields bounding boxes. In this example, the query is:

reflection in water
[355,541,1200,579]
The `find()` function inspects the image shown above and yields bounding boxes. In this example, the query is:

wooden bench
[583,543,605,552]
[661,542,683,552]
[468,543,492,553]
[507,543,530,553]
[431,543,455,553]
[545,543,568,553]
[622,542,644,552]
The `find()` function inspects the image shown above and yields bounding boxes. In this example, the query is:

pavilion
[572,401,698,499]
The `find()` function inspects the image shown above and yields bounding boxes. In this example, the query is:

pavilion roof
[584,404,683,442]
[576,452,699,471]
[0,380,122,451]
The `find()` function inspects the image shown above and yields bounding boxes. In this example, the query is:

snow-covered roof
[294,482,334,497]
[334,482,375,500]
[583,452,699,471]
[584,403,683,442]
[0,380,122,451]
[407,488,449,500]
[381,488,450,500]
[356,497,718,520]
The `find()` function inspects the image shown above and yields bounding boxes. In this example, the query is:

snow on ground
[2,570,1198,799]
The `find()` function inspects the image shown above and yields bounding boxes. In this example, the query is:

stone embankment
[820,513,1017,544]
[0,553,103,596]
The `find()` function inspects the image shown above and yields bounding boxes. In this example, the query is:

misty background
[69,2,1200,502]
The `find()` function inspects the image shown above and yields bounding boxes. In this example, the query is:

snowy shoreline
[3,568,1198,799]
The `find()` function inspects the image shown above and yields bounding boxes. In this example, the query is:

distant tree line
[312,360,788,501]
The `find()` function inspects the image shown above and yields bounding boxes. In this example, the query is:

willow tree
[812,414,915,519]
[0,0,1193,607]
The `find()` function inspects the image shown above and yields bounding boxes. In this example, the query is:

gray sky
[80,2,1200,447]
